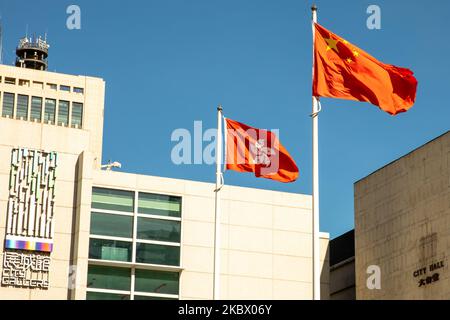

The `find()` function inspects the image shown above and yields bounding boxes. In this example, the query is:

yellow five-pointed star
[353,50,359,57]
[325,37,339,52]
[346,58,353,63]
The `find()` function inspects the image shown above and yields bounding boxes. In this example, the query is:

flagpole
[311,4,321,301]
[213,105,223,300]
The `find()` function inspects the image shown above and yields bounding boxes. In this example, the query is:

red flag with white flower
[225,118,299,183]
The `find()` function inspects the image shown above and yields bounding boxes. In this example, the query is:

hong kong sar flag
[225,118,299,183]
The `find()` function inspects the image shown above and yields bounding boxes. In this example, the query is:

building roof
[355,130,450,185]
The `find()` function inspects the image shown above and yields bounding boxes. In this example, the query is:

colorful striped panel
[5,239,53,253]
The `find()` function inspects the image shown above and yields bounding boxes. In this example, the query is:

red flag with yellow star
[313,23,418,115]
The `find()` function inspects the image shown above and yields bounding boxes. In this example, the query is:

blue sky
[2,0,449,238]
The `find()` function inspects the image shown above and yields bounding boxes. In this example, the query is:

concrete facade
[76,167,330,300]
[0,64,330,300]
[354,131,450,299]
[0,65,104,299]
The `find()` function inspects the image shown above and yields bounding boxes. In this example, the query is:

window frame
[16,94,29,120]
[87,187,183,300]
[57,100,70,127]
[44,98,56,124]
[71,102,83,128]
[30,96,43,123]
[2,92,15,118]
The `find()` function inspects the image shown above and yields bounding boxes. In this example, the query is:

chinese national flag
[225,118,299,183]
[313,23,418,115]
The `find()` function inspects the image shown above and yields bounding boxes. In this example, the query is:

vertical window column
[2,92,14,118]
[71,102,83,128]
[58,100,69,126]
[30,97,43,122]
[44,99,56,124]
[16,95,29,120]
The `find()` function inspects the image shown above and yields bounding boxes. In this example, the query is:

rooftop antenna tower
[15,31,49,71]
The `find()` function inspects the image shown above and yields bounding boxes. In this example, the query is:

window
[47,83,57,90]
[57,100,69,126]
[134,269,179,295]
[87,188,182,300]
[30,97,43,122]
[89,238,132,262]
[136,243,180,266]
[137,217,181,243]
[32,81,44,89]
[16,95,29,120]
[86,292,130,300]
[90,212,133,238]
[71,102,83,128]
[60,85,70,92]
[44,99,56,124]
[133,295,176,300]
[2,93,14,118]
[87,265,131,291]
[18,79,30,87]
[5,77,16,85]
[92,187,134,212]
[138,192,181,217]
[73,87,84,94]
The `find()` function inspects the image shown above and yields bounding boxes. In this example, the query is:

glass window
[30,97,42,122]
[58,100,69,126]
[87,265,131,291]
[92,187,134,212]
[135,269,179,295]
[90,212,133,238]
[73,87,84,94]
[19,79,30,87]
[16,95,29,120]
[60,85,70,92]
[134,295,177,300]
[86,292,130,300]
[138,193,181,217]
[71,102,83,128]
[5,77,15,85]
[137,217,181,243]
[136,243,180,266]
[2,92,14,118]
[89,238,132,262]
[32,81,44,89]
[44,99,56,124]
[47,83,57,90]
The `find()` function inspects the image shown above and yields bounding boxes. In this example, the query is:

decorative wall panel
[5,148,57,253]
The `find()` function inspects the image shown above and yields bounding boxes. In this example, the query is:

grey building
[354,131,450,299]
[329,230,355,300]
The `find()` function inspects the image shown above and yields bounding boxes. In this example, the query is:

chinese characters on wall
[413,260,445,288]
[1,252,50,288]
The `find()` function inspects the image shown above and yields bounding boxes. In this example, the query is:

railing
[15,57,48,63]
[17,41,49,53]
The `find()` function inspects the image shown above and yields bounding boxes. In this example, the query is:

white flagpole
[213,105,223,300]
[311,4,321,301]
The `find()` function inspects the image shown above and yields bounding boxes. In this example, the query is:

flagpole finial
[311,4,317,12]
[217,105,223,111]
